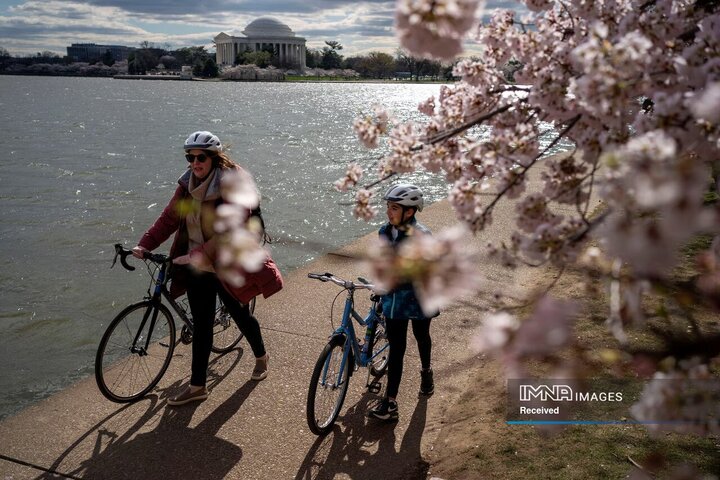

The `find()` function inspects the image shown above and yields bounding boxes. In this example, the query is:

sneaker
[419,368,434,396]
[251,353,269,381]
[368,398,399,421]
[167,386,208,406]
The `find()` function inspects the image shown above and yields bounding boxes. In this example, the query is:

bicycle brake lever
[111,244,121,269]
[112,244,135,271]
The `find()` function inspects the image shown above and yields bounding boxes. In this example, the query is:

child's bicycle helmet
[383,183,424,211]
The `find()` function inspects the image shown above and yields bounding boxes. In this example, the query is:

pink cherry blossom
[630,360,720,435]
[367,225,483,315]
[690,82,720,123]
[353,188,376,221]
[352,105,391,148]
[213,169,266,286]
[470,311,519,353]
[333,163,363,192]
[396,0,485,60]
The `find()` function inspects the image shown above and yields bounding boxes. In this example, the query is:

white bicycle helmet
[184,131,223,152]
[383,183,424,211]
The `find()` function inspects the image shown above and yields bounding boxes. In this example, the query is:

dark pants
[186,270,266,387]
[385,317,432,399]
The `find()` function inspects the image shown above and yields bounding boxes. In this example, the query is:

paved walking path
[0,193,546,480]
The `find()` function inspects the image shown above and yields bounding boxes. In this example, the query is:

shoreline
[0,71,451,84]
[113,74,192,81]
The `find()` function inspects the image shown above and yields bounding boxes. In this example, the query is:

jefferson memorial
[215,18,307,68]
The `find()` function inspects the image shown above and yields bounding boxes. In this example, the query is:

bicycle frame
[112,244,194,341]
[157,270,193,329]
[334,290,383,369]
[122,264,190,360]
[321,283,388,395]
[112,243,253,345]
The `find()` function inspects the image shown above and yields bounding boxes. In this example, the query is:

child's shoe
[368,398,399,421]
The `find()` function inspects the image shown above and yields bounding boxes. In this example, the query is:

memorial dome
[242,17,295,37]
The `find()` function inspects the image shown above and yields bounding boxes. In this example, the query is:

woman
[133,131,283,406]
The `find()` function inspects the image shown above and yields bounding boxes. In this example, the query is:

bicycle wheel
[95,301,176,403]
[370,316,390,376]
[210,296,249,354]
[306,336,351,435]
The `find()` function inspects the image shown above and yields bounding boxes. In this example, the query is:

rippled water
[0,76,570,420]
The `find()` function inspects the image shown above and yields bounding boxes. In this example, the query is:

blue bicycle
[305,272,390,435]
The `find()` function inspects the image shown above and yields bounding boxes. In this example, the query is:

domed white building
[215,18,306,68]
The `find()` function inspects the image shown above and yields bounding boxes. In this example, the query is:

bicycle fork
[131,300,165,355]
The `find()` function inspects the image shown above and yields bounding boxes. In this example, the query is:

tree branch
[477,114,582,226]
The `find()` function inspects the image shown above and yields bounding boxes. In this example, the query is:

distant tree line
[0,42,220,78]
[0,42,510,82]
[304,42,457,80]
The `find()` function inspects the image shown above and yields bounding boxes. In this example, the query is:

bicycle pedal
[180,326,193,345]
[366,381,382,394]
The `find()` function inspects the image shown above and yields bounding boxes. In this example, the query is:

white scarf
[186,168,218,252]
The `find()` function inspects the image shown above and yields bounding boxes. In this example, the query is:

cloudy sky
[0,0,528,57]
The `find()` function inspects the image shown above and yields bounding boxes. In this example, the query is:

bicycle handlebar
[112,243,169,271]
[307,272,375,290]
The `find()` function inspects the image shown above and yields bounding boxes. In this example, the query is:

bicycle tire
[95,301,176,403]
[210,296,255,354]
[370,316,390,376]
[306,336,350,435]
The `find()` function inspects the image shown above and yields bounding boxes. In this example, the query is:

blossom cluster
[367,225,483,315]
[212,169,266,286]
[339,0,720,303]
[396,0,485,60]
[352,105,391,149]
[470,296,579,377]
[333,163,363,192]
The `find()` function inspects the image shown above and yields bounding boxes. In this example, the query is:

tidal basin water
[0,76,570,420]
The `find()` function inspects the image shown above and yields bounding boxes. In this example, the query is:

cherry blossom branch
[424,103,516,145]
[556,1,576,39]
[477,114,582,225]
[361,171,396,190]
[579,159,599,222]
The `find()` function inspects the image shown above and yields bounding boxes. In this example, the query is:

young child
[369,183,436,422]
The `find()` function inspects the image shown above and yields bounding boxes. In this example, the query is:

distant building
[215,17,306,68]
[66,43,135,62]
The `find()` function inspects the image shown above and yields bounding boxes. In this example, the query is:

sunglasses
[185,152,212,163]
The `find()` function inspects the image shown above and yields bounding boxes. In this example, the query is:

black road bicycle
[95,244,255,403]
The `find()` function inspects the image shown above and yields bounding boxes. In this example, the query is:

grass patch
[429,237,720,480]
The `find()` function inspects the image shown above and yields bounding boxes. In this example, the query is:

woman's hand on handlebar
[132,246,148,259]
